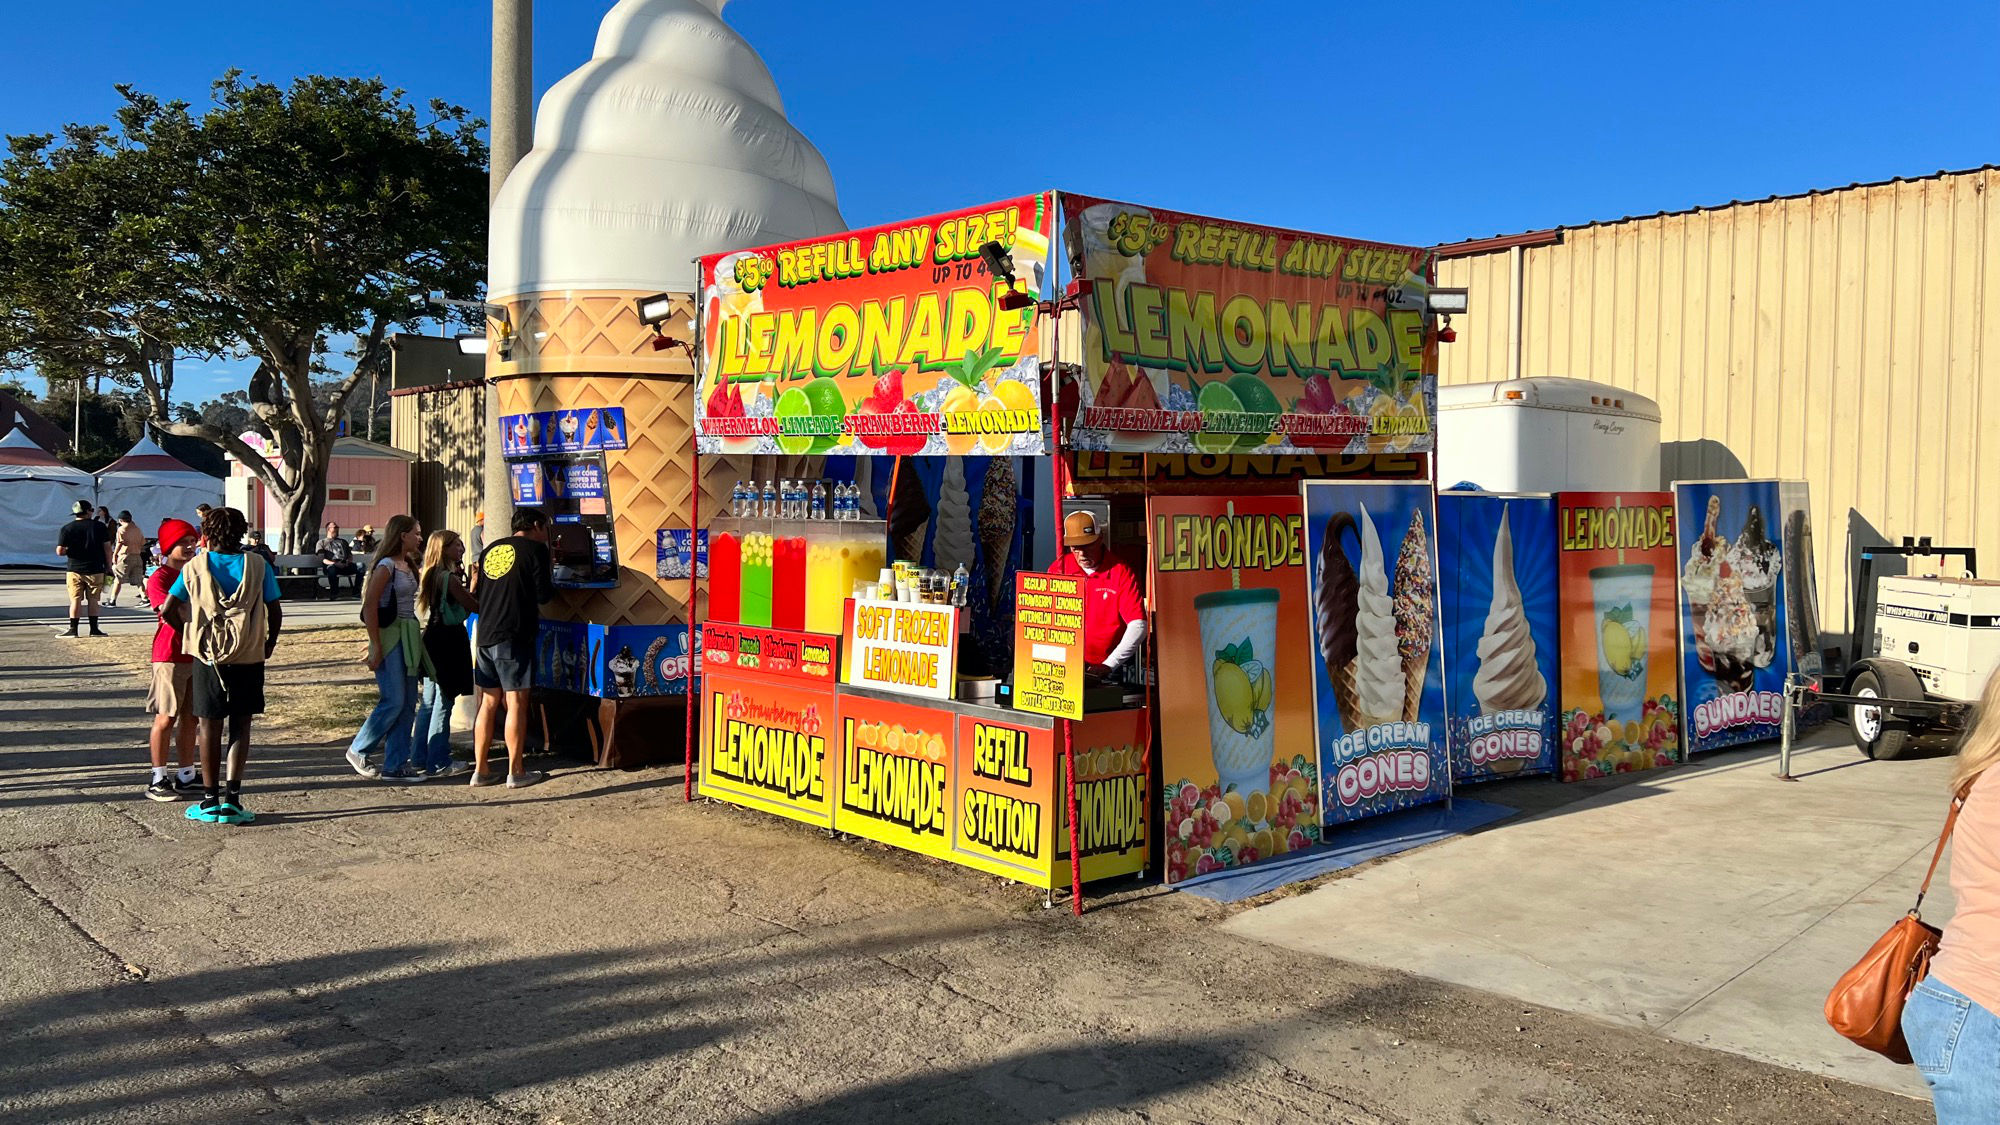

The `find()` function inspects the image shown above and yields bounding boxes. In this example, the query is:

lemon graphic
[1211,658,1257,734]
[1244,660,1273,712]
[1600,617,1633,676]
[482,543,517,581]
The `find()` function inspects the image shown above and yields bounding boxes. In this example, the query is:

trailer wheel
[1849,665,1921,760]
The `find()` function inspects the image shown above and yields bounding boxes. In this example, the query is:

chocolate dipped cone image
[1394,509,1434,724]
[1314,510,1364,731]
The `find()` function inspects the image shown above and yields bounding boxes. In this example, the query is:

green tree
[0,73,485,549]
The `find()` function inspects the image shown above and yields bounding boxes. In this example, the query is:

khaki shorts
[147,661,194,715]
[66,572,104,601]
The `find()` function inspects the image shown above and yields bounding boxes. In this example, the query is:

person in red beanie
[143,517,202,800]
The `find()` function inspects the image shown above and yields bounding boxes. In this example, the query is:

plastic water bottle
[950,563,970,607]
[731,480,747,518]
[835,482,853,521]
[809,480,826,520]
[761,479,777,519]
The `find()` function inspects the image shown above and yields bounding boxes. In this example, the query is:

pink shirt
[1932,768,2000,1016]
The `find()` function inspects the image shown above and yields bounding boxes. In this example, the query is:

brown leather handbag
[1824,785,1970,1063]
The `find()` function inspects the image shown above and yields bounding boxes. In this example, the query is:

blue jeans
[348,646,419,774]
[1903,976,2000,1122]
[410,679,460,774]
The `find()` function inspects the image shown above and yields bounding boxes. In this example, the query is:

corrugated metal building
[388,334,487,543]
[1435,165,2000,640]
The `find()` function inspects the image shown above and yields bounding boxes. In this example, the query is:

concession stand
[683,190,1461,905]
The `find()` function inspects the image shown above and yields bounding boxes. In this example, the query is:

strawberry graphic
[854,368,928,455]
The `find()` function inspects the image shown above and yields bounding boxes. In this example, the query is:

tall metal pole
[483,0,532,539]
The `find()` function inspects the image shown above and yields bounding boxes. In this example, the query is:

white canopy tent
[0,429,96,568]
[94,435,223,539]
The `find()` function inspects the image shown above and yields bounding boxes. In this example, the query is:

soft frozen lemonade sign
[845,598,958,700]
[1013,572,1084,719]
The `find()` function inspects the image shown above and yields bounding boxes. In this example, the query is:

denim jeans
[348,645,419,774]
[410,678,460,774]
[1902,976,2000,1123]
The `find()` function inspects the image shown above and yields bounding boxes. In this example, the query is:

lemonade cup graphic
[1194,588,1280,799]
[1589,564,1654,724]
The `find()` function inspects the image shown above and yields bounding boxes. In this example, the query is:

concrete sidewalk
[1224,732,1956,1099]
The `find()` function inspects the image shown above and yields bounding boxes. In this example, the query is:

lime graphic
[482,543,517,580]
[1193,380,1244,453]
[773,388,816,454]
[1227,374,1281,450]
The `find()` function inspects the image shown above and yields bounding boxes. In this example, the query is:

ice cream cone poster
[1061,194,1436,456]
[1147,494,1321,884]
[696,193,1052,456]
[1438,493,1559,782]
[1675,480,1820,753]
[1302,482,1450,825]
[1555,492,1681,781]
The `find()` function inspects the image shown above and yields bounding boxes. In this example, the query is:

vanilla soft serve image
[1438,493,1561,781]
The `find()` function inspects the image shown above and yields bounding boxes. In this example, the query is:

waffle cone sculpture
[1394,510,1434,723]
[1314,511,1364,730]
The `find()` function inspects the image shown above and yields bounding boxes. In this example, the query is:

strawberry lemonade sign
[1061,195,1437,456]
[697,193,1053,456]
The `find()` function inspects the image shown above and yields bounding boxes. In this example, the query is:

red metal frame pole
[684,429,699,801]
[1047,234,1085,917]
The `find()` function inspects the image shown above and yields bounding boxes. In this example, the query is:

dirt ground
[0,609,1928,1124]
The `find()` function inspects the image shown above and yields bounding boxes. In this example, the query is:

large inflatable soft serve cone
[488,0,846,304]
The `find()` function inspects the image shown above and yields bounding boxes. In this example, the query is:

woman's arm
[360,563,388,670]
[448,573,479,612]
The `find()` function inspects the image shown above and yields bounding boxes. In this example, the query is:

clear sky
[5,0,1996,406]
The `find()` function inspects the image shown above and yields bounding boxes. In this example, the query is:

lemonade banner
[699,668,838,828]
[1437,493,1559,782]
[1056,707,1151,885]
[1673,480,1826,754]
[1301,482,1450,825]
[1148,494,1322,885]
[700,621,837,685]
[1555,492,1682,781]
[1012,571,1084,719]
[1061,195,1438,456]
[1065,451,1429,494]
[835,691,959,857]
[696,193,1053,456]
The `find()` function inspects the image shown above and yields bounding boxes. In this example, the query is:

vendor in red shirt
[1049,510,1147,682]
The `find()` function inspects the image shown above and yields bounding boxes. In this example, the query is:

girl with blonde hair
[345,515,432,781]
[1902,667,2000,1121]
[412,529,478,777]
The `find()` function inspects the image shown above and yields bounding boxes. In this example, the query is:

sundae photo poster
[1302,482,1449,827]
[1148,494,1322,885]
[1555,492,1681,781]
[1674,480,1824,753]
[1437,493,1559,782]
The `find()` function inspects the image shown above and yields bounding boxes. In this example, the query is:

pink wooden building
[225,435,415,552]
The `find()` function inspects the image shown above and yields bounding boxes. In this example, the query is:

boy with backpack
[160,507,283,824]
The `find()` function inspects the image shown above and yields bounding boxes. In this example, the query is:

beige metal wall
[1438,168,2000,640]
[389,384,486,541]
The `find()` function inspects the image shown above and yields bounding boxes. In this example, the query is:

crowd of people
[55,499,557,821]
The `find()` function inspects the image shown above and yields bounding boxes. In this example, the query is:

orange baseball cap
[1062,511,1102,547]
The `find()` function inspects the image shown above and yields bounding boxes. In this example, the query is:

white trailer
[1436,377,1663,493]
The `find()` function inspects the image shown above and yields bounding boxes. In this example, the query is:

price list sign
[1013,572,1085,719]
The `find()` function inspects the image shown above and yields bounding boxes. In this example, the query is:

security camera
[979,240,1016,287]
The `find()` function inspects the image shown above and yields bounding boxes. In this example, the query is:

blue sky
[6,0,1996,407]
